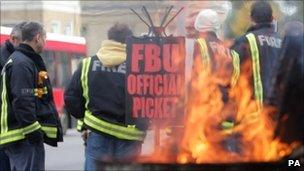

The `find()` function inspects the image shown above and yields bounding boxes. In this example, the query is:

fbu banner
[125,36,185,127]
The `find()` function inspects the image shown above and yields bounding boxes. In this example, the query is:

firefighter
[231,1,282,109]
[64,23,146,170]
[0,21,63,171]
[0,21,26,171]
[267,21,304,144]
[0,22,26,71]
[193,9,240,94]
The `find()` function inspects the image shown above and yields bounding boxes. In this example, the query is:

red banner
[125,36,185,127]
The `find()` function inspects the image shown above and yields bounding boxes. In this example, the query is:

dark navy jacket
[64,55,127,126]
[231,23,282,100]
[0,40,15,71]
[267,22,304,143]
[1,43,63,147]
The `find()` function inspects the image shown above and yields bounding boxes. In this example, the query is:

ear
[35,34,41,42]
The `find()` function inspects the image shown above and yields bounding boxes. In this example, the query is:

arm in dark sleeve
[10,62,38,128]
[64,61,85,119]
[230,36,249,64]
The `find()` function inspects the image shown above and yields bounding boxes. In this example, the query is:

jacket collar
[5,40,15,54]
[15,43,46,71]
[247,23,274,33]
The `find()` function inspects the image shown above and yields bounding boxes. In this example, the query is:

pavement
[45,129,159,170]
[45,129,85,170]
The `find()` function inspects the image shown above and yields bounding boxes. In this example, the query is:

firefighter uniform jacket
[231,23,282,107]
[0,43,63,147]
[64,40,146,141]
[193,32,240,88]
[0,40,15,71]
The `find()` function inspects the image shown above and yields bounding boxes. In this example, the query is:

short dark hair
[11,21,27,40]
[107,23,133,44]
[250,1,273,23]
[21,21,45,42]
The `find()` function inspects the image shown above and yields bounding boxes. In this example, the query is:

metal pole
[130,8,150,28]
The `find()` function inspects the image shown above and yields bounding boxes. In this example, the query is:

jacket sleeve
[9,61,39,128]
[64,61,85,119]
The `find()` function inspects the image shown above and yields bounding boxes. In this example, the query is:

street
[45,129,85,170]
[44,129,156,170]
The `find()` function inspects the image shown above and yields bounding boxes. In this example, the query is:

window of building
[64,21,74,36]
[51,20,61,34]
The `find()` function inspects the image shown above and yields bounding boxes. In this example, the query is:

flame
[137,42,300,164]
[138,57,299,164]
[177,59,298,163]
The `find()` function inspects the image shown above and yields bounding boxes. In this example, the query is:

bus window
[56,51,69,88]
[42,50,84,88]
[42,50,57,87]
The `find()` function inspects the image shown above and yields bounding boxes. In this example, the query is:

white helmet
[194,9,221,33]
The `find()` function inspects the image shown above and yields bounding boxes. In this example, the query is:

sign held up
[125,36,185,126]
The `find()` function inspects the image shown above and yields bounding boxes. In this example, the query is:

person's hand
[81,130,89,146]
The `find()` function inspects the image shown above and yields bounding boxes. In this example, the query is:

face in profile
[35,32,46,54]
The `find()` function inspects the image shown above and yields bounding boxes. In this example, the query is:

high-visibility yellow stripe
[0,134,24,145]
[22,121,41,135]
[197,38,211,69]
[0,121,42,145]
[81,58,91,109]
[77,119,84,131]
[1,59,13,133]
[1,71,7,133]
[80,57,145,141]
[84,110,145,141]
[0,129,25,145]
[246,33,263,109]
[231,50,240,87]
[41,126,57,138]
[0,58,57,145]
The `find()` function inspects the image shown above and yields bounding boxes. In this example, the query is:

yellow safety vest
[196,38,240,87]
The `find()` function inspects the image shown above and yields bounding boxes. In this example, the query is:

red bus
[1,26,87,134]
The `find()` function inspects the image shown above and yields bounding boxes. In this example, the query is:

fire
[177,59,297,163]
[138,57,299,164]
[137,42,300,164]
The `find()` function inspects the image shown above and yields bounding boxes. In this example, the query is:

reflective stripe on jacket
[80,57,145,141]
[231,23,282,109]
[0,44,62,147]
[246,33,263,109]
[0,60,58,146]
[196,37,240,87]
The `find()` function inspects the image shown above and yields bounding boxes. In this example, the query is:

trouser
[0,149,10,171]
[84,131,142,171]
[4,140,45,171]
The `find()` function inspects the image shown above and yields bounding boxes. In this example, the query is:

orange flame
[138,45,300,164]
[177,59,298,163]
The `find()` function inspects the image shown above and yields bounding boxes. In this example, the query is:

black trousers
[0,149,10,171]
[4,140,45,171]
